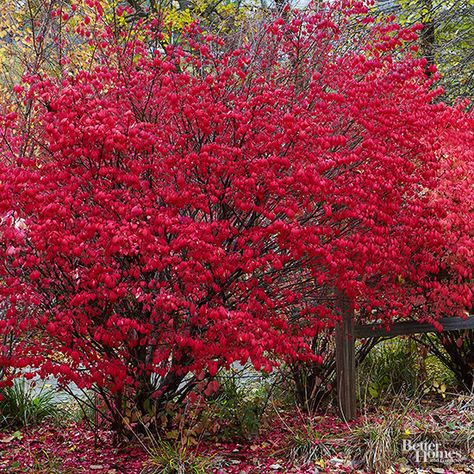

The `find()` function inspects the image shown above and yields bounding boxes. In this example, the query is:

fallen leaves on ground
[0,401,473,474]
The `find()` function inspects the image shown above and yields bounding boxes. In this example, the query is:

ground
[1,395,473,474]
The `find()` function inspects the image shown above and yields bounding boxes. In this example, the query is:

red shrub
[0,2,472,429]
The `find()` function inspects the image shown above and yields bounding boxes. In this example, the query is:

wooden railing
[335,301,474,420]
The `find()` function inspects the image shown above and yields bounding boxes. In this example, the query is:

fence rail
[354,315,474,339]
[336,303,474,420]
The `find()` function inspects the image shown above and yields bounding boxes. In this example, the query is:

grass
[284,422,338,466]
[0,378,58,428]
[141,439,213,474]
[349,412,404,474]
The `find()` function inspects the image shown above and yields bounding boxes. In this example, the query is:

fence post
[335,291,356,420]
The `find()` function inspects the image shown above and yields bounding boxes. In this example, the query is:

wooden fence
[335,299,474,420]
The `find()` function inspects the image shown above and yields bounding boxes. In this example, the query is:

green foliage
[358,338,424,400]
[358,337,457,402]
[423,353,457,398]
[207,368,273,440]
[417,331,474,391]
[0,378,58,428]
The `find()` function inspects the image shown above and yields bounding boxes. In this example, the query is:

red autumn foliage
[0,2,472,427]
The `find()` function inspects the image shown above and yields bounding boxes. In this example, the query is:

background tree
[376,0,473,102]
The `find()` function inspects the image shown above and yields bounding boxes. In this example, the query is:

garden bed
[1,395,472,474]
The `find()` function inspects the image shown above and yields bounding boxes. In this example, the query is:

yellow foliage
[0,0,251,98]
